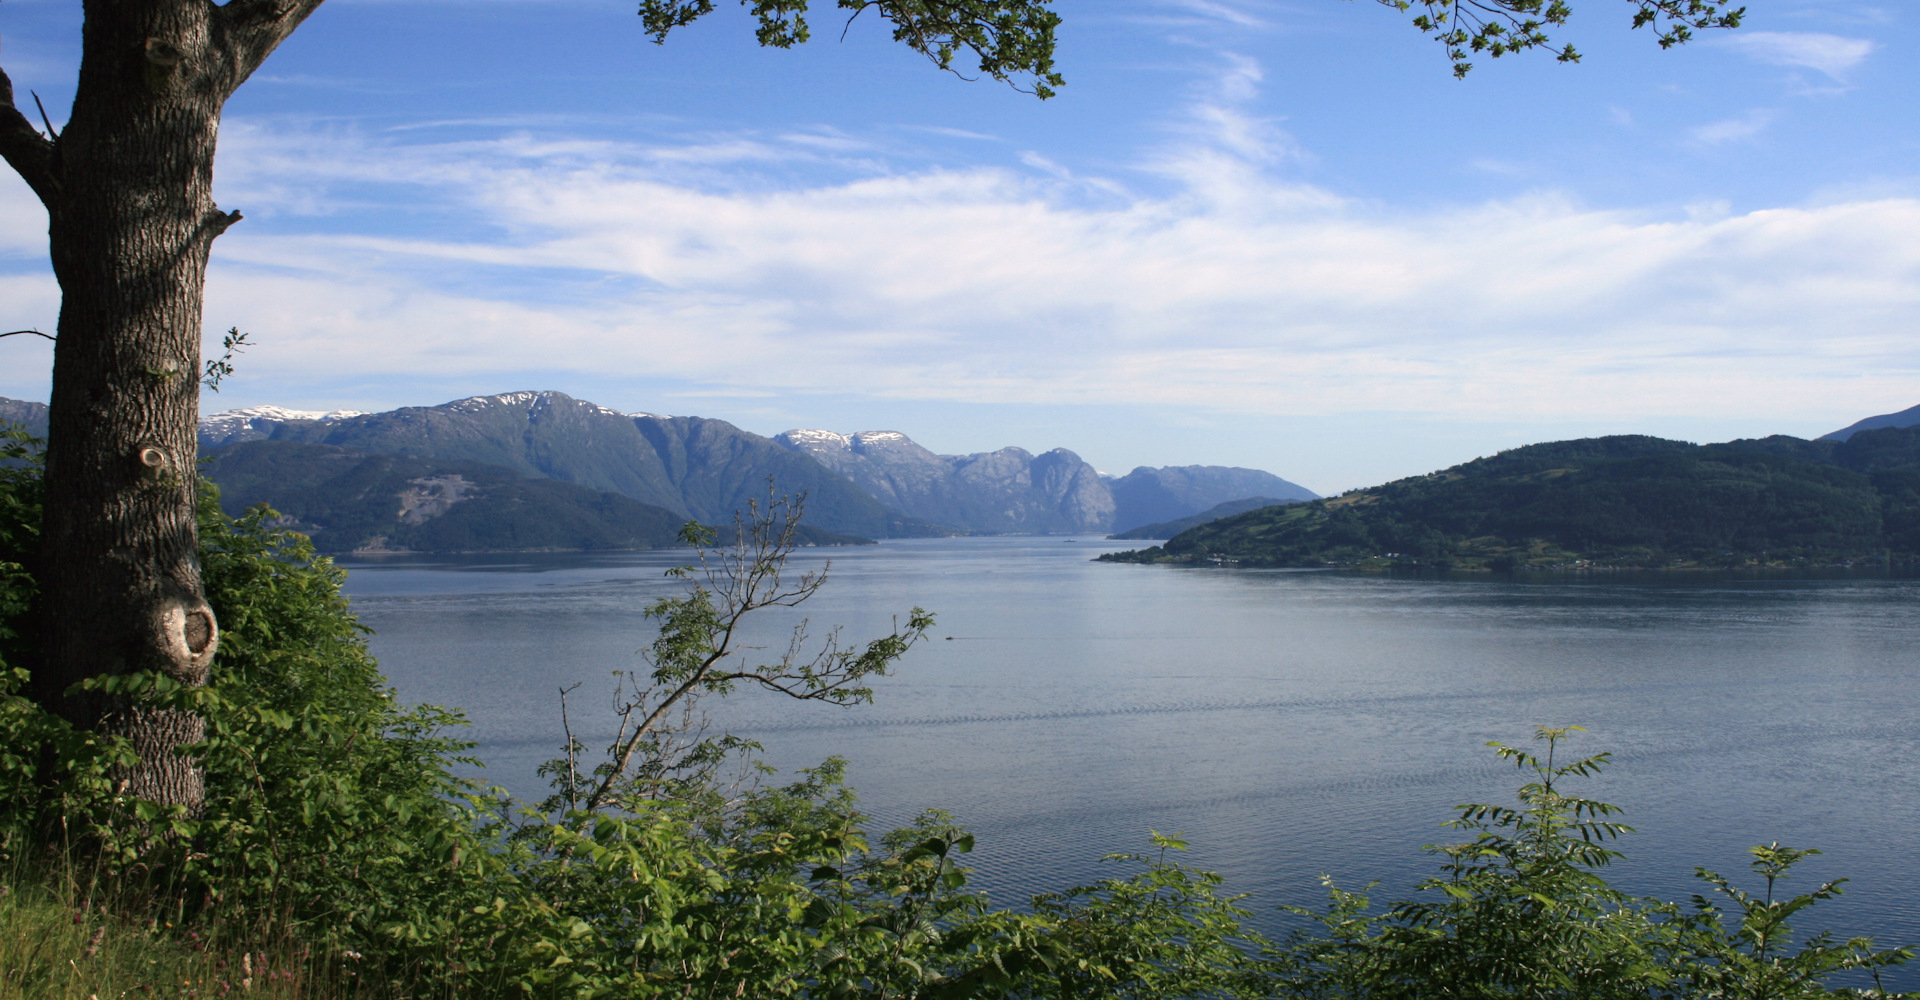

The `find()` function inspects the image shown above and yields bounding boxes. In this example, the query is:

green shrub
[1263,727,1914,1000]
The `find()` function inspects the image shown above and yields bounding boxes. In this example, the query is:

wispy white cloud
[188,110,1920,426]
[1018,150,1073,178]
[904,125,1003,142]
[1142,51,1306,184]
[1784,5,1893,29]
[1691,109,1776,146]
[9,37,1919,442]
[1142,0,1271,29]
[1173,0,1267,28]
[1210,52,1265,103]
[1717,31,1877,80]
[0,181,50,259]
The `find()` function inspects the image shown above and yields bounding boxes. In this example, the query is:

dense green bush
[1264,728,1913,1000]
[1,427,1912,998]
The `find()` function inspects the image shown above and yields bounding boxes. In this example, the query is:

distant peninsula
[1105,496,1304,540]
[1101,428,1920,571]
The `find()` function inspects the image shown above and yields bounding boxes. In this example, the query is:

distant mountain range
[1103,426,1920,570]
[1821,403,1920,442]
[196,392,950,540]
[200,441,871,553]
[30,391,1913,561]
[1106,497,1305,540]
[0,398,46,435]
[773,427,1314,534]
[0,391,1313,551]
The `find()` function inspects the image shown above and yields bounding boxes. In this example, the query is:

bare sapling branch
[578,488,933,813]
[558,683,584,812]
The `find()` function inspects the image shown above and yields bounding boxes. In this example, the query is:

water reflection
[339,538,1920,980]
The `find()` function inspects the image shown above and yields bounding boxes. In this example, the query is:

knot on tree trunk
[135,443,173,482]
[151,596,218,684]
[143,38,185,93]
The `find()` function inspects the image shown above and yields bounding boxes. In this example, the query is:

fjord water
[340,537,1920,972]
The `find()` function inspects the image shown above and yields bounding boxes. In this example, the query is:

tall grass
[0,861,373,1000]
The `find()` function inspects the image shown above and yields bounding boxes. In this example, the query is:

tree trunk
[0,0,326,813]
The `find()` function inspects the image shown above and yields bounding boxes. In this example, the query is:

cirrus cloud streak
[187,117,1920,424]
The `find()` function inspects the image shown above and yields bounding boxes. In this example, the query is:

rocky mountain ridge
[775,426,1312,533]
[4,391,1316,537]
[774,428,1118,534]
[191,392,1315,535]
[191,391,944,539]
[198,405,369,445]
[199,441,872,553]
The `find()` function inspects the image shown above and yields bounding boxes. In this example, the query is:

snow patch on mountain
[447,390,549,413]
[201,406,367,433]
[850,431,910,446]
[779,429,853,450]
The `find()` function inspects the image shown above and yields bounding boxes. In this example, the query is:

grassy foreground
[1,866,345,1000]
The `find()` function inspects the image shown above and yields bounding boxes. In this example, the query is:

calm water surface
[339,537,1920,978]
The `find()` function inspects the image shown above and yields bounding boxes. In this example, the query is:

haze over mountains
[0,390,1313,550]
[196,391,940,540]
[185,391,1311,540]
[774,427,1314,534]
[17,391,1917,558]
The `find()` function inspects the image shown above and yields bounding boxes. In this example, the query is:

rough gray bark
[0,0,325,811]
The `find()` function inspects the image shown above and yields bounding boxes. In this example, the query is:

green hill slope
[1101,429,1920,570]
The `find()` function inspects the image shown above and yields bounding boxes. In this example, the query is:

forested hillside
[1103,429,1920,570]
[203,441,872,552]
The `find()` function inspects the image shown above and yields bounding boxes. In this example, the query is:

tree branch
[0,63,58,206]
[637,0,1063,98]
[586,642,732,812]
[1,329,56,342]
[1381,0,1744,77]
[578,491,931,813]
[210,0,330,100]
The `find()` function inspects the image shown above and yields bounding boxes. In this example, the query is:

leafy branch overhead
[637,0,1065,98]
[1381,0,1744,77]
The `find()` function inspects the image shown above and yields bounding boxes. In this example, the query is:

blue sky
[2,0,1916,494]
